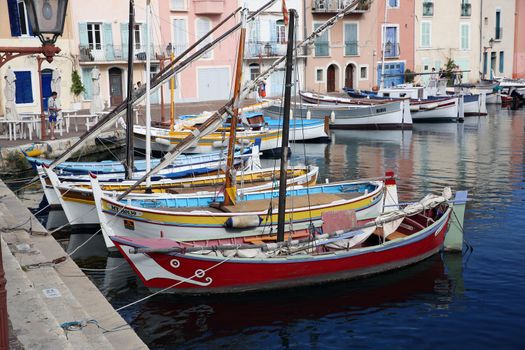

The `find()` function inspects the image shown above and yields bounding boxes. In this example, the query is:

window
[134,24,142,50]
[344,23,358,56]
[196,18,212,59]
[316,68,324,82]
[499,51,504,73]
[422,0,433,16]
[388,0,399,8]
[172,18,188,56]
[276,20,286,44]
[170,0,186,10]
[383,26,399,57]
[483,52,488,75]
[314,23,329,57]
[7,0,32,37]
[249,63,260,81]
[461,0,471,17]
[421,21,431,48]
[87,23,102,50]
[360,66,368,80]
[17,0,30,35]
[14,71,33,104]
[460,23,470,50]
[495,10,502,40]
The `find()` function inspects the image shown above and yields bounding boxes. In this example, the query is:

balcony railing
[79,45,167,62]
[246,41,307,59]
[312,0,371,13]
[384,43,400,58]
[423,2,433,16]
[461,3,471,17]
[495,27,503,40]
[344,41,358,56]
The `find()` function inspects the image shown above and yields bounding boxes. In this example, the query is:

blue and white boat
[25,149,249,176]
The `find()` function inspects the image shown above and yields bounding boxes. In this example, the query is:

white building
[243,0,306,99]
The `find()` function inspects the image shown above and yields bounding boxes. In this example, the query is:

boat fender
[212,140,228,148]
[224,215,262,229]
[155,137,171,145]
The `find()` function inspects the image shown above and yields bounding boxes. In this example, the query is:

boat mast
[379,0,388,90]
[223,9,247,206]
[277,9,296,243]
[125,0,135,180]
[145,0,152,189]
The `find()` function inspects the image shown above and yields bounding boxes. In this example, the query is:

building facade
[157,0,239,103]
[513,0,525,79]
[70,0,163,109]
[303,0,415,93]
[481,0,515,80]
[414,0,481,85]
[244,0,306,99]
[1,0,76,116]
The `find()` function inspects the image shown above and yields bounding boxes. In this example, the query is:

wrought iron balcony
[423,2,433,16]
[314,41,330,57]
[193,0,225,14]
[78,45,164,62]
[384,43,400,58]
[461,3,471,17]
[495,27,503,40]
[312,0,371,14]
[345,41,358,56]
[246,41,307,59]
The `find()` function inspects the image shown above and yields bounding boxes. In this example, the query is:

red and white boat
[111,189,468,294]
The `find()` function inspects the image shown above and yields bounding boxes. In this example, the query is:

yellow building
[0,0,76,117]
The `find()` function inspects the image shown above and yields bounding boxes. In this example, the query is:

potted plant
[70,70,85,110]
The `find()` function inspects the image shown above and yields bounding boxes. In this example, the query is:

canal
[11,105,525,349]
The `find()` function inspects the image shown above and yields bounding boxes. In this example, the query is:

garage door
[269,70,285,97]
[198,68,230,101]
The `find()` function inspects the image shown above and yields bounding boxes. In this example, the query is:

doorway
[109,67,123,106]
[345,64,355,89]
[41,69,53,111]
[327,64,336,92]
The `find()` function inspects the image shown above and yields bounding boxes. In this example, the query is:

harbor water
[20,105,525,349]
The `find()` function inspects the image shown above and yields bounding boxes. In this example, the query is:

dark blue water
[50,105,525,349]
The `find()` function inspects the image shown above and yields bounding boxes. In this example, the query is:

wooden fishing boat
[91,172,394,247]
[264,91,412,130]
[24,149,235,175]
[110,189,468,294]
[344,88,460,122]
[43,165,319,227]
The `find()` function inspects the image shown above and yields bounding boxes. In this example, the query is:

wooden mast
[277,9,295,242]
[222,10,247,206]
[125,0,135,179]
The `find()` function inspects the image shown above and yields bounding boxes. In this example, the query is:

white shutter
[197,18,211,59]
[172,18,188,55]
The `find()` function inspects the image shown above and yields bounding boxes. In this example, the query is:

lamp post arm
[0,44,61,68]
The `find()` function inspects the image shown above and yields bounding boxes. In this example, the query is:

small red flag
[282,0,289,26]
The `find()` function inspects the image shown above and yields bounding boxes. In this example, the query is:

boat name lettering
[375,108,386,113]
[109,204,143,217]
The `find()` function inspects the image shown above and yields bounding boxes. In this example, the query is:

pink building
[304,0,415,93]
[158,0,239,102]
[513,0,525,78]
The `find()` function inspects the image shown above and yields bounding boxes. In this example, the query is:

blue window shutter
[121,23,129,60]
[104,23,114,60]
[499,51,504,73]
[81,68,93,100]
[78,23,88,47]
[14,71,33,104]
[7,0,21,37]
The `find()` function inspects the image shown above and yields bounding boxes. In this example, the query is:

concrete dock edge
[0,179,147,349]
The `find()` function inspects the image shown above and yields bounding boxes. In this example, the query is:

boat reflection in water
[126,253,464,348]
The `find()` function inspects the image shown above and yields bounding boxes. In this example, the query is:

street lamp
[0,1,68,348]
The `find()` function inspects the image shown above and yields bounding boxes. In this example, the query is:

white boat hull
[411,99,459,122]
